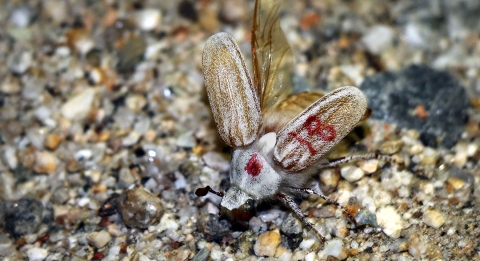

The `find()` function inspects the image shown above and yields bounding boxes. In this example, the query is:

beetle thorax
[220,133,282,210]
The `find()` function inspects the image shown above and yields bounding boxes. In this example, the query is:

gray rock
[197,213,231,243]
[361,65,469,147]
[116,37,146,74]
[355,209,378,227]
[5,198,44,237]
[51,186,70,205]
[280,214,303,249]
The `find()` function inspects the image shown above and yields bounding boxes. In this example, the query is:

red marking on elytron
[288,115,336,155]
[288,132,317,155]
[304,115,336,141]
[245,153,263,177]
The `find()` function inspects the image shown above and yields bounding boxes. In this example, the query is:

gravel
[0,0,479,260]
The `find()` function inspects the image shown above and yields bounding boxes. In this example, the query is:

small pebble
[420,147,438,165]
[44,133,62,150]
[358,159,378,174]
[299,239,315,250]
[380,140,404,154]
[9,6,35,27]
[118,187,164,229]
[340,166,364,182]
[27,247,48,261]
[220,0,247,24]
[361,25,395,54]
[51,186,70,204]
[134,9,162,31]
[191,247,210,261]
[355,209,378,227]
[254,230,281,257]
[87,230,112,248]
[447,177,466,190]
[422,209,445,228]
[33,151,57,174]
[376,206,407,238]
[408,234,428,257]
[388,238,409,253]
[60,88,96,120]
[116,37,146,74]
[8,51,32,74]
[122,131,141,147]
[2,146,18,169]
[176,132,196,148]
[319,169,340,192]
[317,238,344,259]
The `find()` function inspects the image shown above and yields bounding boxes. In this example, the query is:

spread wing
[202,32,262,147]
[263,92,324,133]
[274,86,368,172]
[252,0,294,113]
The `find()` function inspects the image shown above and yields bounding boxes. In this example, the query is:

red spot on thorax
[288,115,337,156]
[245,153,263,177]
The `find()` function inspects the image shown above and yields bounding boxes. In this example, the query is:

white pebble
[3,146,18,169]
[77,197,90,207]
[8,51,32,74]
[9,6,34,27]
[61,88,96,120]
[176,132,196,148]
[134,9,162,31]
[376,206,407,238]
[305,252,316,261]
[299,238,316,250]
[361,25,395,54]
[27,247,48,261]
[340,166,364,182]
[317,238,343,259]
[122,131,141,147]
[87,230,112,248]
[422,209,445,228]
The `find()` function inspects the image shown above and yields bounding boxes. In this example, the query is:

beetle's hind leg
[289,187,359,227]
[277,192,326,241]
[316,151,402,169]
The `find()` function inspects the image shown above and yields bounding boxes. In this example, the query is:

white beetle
[198,0,391,240]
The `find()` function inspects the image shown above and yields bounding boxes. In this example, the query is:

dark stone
[361,65,469,148]
[117,187,164,229]
[280,214,303,249]
[197,213,231,243]
[0,198,5,229]
[5,198,44,237]
[85,49,102,67]
[178,0,198,22]
[98,193,119,217]
[419,132,438,148]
